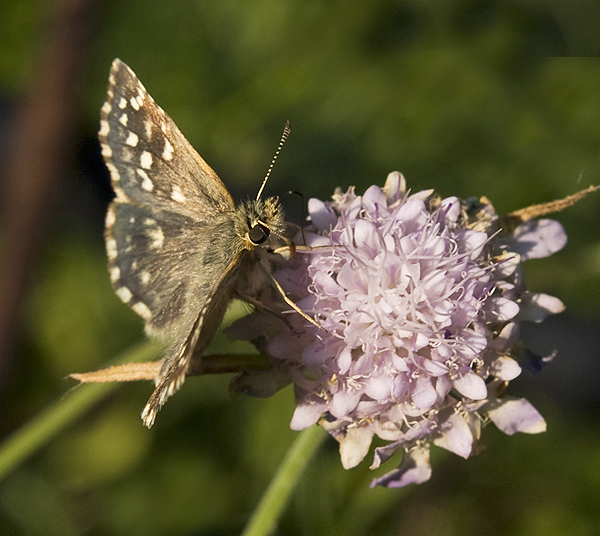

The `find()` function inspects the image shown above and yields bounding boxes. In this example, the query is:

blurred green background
[1,1,600,535]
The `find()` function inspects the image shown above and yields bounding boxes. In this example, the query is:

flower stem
[241,424,328,536]
[0,341,160,482]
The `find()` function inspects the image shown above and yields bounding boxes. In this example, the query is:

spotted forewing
[100,59,288,427]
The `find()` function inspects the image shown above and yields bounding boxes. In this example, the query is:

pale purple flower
[230,172,566,488]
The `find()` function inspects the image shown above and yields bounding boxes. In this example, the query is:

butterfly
[99,59,296,427]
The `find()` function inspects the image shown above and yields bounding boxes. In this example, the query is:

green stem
[241,424,328,536]
[0,341,160,482]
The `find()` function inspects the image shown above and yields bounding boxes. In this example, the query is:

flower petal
[489,322,520,353]
[412,376,438,409]
[440,197,461,224]
[365,373,393,400]
[491,356,522,381]
[339,426,374,469]
[508,219,567,260]
[290,400,327,430]
[433,413,474,458]
[518,292,565,322]
[330,389,362,418]
[486,397,546,435]
[383,171,406,203]
[485,297,520,322]
[353,219,379,252]
[370,446,432,488]
[370,441,402,469]
[362,185,388,216]
[457,229,488,259]
[453,372,487,400]
[308,198,337,231]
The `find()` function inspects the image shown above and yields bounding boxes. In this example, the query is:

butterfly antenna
[256,121,291,200]
[286,190,308,245]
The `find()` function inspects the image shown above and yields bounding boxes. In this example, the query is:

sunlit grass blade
[241,424,328,536]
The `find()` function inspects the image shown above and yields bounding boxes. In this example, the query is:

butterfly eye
[248,223,270,245]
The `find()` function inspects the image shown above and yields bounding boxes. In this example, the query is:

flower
[231,172,567,488]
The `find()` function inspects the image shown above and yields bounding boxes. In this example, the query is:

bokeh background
[1,1,600,535]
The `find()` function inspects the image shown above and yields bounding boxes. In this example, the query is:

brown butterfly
[99,59,300,427]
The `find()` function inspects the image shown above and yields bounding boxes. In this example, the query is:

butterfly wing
[102,59,236,336]
[100,59,243,425]
[141,248,244,428]
[101,59,234,218]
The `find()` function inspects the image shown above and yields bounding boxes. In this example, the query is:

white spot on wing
[163,139,173,160]
[144,218,157,226]
[140,151,153,169]
[140,271,151,285]
[147,228,164,249]
[101,101,111,114]
[105,208,116,228]
[136,169,153,191]
[99,119,109,136]
[130,97,140,110]
[119,97,128,109]
[115,286,133,303]
[119,113,128,126]
[171,185,187,203]
[101,144,112,158]
[113,186,129,202]
[132,301,152,320]
[110,266,121,283]
[106,237,118,260]
[105,161,119,181]
[125,132,139,147]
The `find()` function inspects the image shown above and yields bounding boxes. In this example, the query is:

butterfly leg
[267,272,324,331]
[234,292,294,329]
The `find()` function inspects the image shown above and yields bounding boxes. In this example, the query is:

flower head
[231,172,567,487]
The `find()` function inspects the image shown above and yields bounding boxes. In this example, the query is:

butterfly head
[236,197,288,252]
[236,121,291,254]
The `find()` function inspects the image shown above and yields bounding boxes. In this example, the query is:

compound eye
[248,223,270,245]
